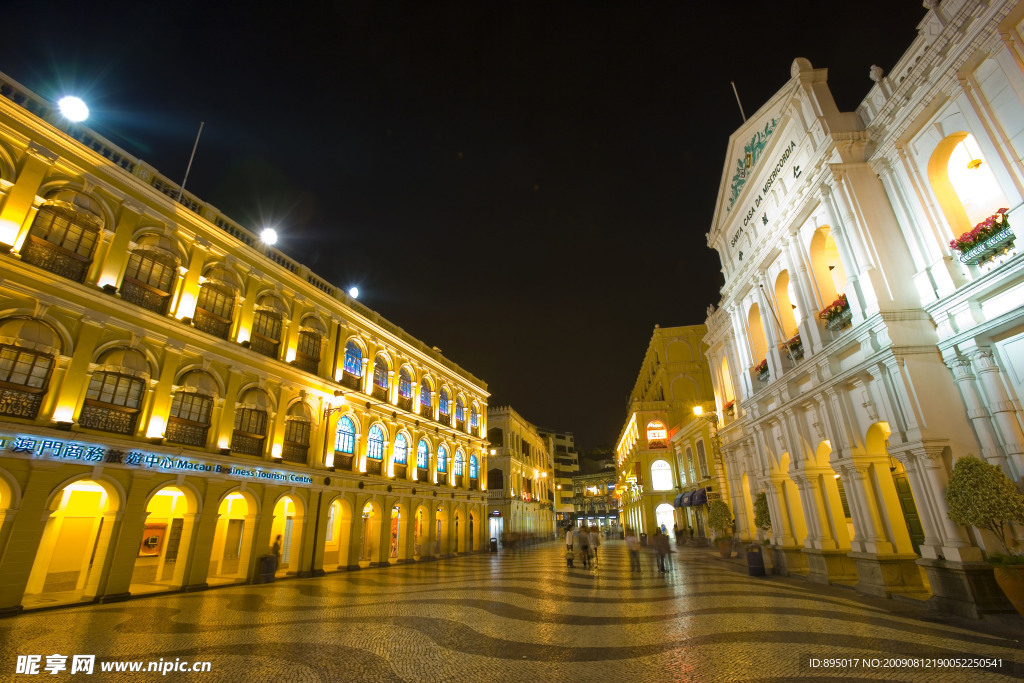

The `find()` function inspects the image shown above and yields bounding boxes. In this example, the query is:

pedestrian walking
[625,527,641,573]
[654,529,671,573]
[578,526,591,568]
[589,526,601,567]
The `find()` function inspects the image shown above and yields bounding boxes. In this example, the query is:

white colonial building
[704,0,1024,619]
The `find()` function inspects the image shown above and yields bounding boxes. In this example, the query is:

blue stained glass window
[454,450,464,476]
[455,397,464,421]
[420,380,432,411]
[437,445,448,472]
[399,368,412,398]
[469,454,478,478]
[470,406,478,428]
[335,416,355,454]
[417,440,429,468]
[367,425,385,460]
[394,434,408,464]
[343,341,363,376]
[373,355,389,390]
[439,389,450,415]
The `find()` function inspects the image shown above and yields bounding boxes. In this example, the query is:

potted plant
[754,359,769,382]
[753,491,774,571]
[949,208,1015,266]
[818,293,852,330]
[944,455,1024,616]
[706,498,734,559]
[786,334,803,360]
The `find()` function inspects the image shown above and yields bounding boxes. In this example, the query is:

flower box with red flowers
[786,334,804,360]
[950,209,1015,266]
[754,359,769,382]
[818,294,852,331]
[723,400,736,416]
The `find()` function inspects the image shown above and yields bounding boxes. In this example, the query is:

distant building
[615,325,718,538]
[571,470,618,532]
[486,406,556,541]
[538,428,579,526]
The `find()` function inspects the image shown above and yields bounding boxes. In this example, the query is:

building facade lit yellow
[0,71,490,614]
[485,406,555,541]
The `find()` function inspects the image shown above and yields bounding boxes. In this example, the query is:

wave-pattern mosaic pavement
[1,541,1022,681]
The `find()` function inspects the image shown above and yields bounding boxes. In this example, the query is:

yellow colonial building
[0,71,490,614]
[485,406,555,541]
[615,325,718,538]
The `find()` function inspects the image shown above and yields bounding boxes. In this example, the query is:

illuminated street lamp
[57,96,89,122]
[260,228,278,245]
[348,286,359,299]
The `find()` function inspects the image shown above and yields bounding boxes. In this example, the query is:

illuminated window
[470,406,478,429]
[335,416,355,454]
[696,441,710,479]
[455,397,464,421]
[373,355,389,390]
[439,389,450,416]
[469,454,478,478]
[394,434,408,465]
[343,342,363,376]
[420,380,432,412]
[437,445,448,472]
[651,460,673,491]
[399,368,413,398]
[454,450,464,476]
[367,425,385,460]
[686,446,696,483]
[417,439,429,468]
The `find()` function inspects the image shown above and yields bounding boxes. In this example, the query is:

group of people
[624,526,674,573]
[565,524,602,568]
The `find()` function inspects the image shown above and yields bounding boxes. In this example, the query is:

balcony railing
[230,431,264,456]
[454,474,463,488]
[165,417,209,448]
[0,386,44,419]
[371,386,387,402]
[281,441,308,464]
[249,334,279,359]
[193,308,231,339]
[438,414,451,427]
[293,354,319,374]
[20,236,91,283]
[335,453,353,470]
[78,401,138,436]
[394,463,407,479]
[437,472,448,485]
[397,396,412,412]
[119,278,171,314]
[366,458,383,476]
[341,372,361,391]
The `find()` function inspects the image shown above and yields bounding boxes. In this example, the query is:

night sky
[7,1,926,450]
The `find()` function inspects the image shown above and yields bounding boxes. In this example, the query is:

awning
[691,488,708,507]
[677,491,694,508]
[672,492,686,507]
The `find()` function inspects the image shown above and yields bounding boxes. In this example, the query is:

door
[893,473,924,555]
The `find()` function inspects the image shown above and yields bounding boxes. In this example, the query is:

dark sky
[7,1,926,450]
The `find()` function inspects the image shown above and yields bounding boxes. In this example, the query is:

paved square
[1,541,1021,681]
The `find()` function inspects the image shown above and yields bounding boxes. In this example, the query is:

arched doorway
[809,227,847,307]
[360,501,382,565]
[323,497,351,570]
[129,485,197,595]
[866,422,925,556]
[413,505,428,559]
[24,479,120,608]
[468,509,478,551]
[271,495,303,577]
[655,503,675,537]
[928,131,1010,237]
[435,506,449,556]
[747,303,768,368]
[454,508,464,553]
[389,504,401,561]
[207,492,256,585]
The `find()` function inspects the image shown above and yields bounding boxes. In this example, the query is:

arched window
[455,397,464,422]
[809,227,847,308]
[650,460,673,491]
[342,341,363,389]
[166,370,217,447]
[420,379,432,414]
[470,405,479,433]
[121,235,178,314]
[469,453,479,478]
[22,191,103,283]
[335,416,356,454]
[696,440,710,479]
[398,368,413,398]
[295,330,322,373]
[282,403,312,464]
[774,270,799,340]
[437,445,448,473]
[439,388,451,425]
[80,348,149,436]
[367,425,385,460]
[372,354,389,400]
[416,439,429,469]
[928,132,1011,239]
[454,450,464,476]
[393,434,408,465]
[231,388,269,456]
[252,294,288,360]
[0,318,58,420]
[747,303,768,369]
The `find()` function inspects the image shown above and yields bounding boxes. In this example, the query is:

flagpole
[176,121,204,203]
[730,82,747,122]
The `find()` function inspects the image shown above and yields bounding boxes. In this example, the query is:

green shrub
[944,455,1024,557]
[754,491,772,532]
[706,499,733,540]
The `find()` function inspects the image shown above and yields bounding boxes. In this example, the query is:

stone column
[171,238,209,320]
[96,201,144,288]
[49,318,105,425]
[97,473,156,601]
[972,349,1024,482]
[0,142,57,250]
[345,498,366,570]
[947,355,1007,473]
[235,272,263,345]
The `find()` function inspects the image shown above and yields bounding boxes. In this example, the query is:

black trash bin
[745,544,765,577]
[258,554,277,583]
[640,532,648,547]
[489,537,498,553]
